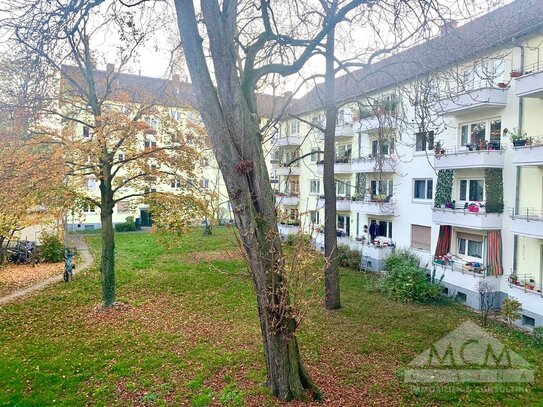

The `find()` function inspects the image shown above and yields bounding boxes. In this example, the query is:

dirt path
[0,235,93,306]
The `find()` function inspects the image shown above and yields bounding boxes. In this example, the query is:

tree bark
[323,27,341,310]
[99,167,115,307]
[173,0,321,401]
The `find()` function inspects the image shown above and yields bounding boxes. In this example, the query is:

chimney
[106,63,115,75]
[439,19,458,35]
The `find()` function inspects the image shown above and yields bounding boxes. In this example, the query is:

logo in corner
[405,321,534,383]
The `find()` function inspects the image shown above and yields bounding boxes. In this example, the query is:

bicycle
[64,247,77,282]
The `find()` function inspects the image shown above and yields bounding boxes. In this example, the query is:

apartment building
[272,0,543,328]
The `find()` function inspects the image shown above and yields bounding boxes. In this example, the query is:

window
[118,153,125,161]
[336,144,352,160]
[310,148,320,162]
[288,208,299,220]
[144,140,157,149]
[171,179,181,189]
[82,126,90,138]
[411,225,431,252]
[457,232,483,259]
[286,179,299,194]
[310,210,320,225]
[199,179,210,189]
[415,131,434,151]
[84,203,96,213]
[459,119,501,148]
[86,178,97,189]
[289,120,300,136]
[522,315,535,327]
[413,179,433,200]
[117,201,130,213]
[369,218,392,238]
[149,117,159,129]
[372,139,395,155]
[370,179,393,197]
[337,109,345,126]
[310,179,320,194]
[335,180,350,197]
[200,158,209,167]
[456,292,467,302]
[459,179,484,201]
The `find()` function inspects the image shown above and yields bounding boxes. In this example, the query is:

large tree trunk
[174,0,320,401]
[99,171,115,307]
[323,27,341,310]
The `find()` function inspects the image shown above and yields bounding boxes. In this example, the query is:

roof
[291,0,543,114]
[60,66,287,118]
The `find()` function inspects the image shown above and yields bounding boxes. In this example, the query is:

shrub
[501,297,522,324]
[380,251,443,303]
[285,233,311,246]
[115,216,137,232]
[337,244,361,270]
[39,231,64,263]
[533,327,543,346]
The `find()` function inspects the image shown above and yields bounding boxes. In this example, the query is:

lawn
[0,228,541,406]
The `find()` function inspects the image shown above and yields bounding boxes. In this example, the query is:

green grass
[0,227,541,406]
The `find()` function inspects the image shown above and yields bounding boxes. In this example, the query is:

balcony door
[337,215,350,237]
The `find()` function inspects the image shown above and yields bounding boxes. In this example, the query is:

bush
[501,297,522,324]
[380,251,443,303]
[115,216,137,232]
[39,231,64,263]
[533,327,543,346]
[285,233,311,246]
[337,244,361,270]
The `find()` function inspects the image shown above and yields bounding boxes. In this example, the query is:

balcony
[353,116,395,133]
[433,146,505,170]
[512,143,543,166]
[274,135,302,147]
[432,207,503,230]
[436,87,507,116]
[351,155,395,173]
[275,193,299,206]
[510,208,543,239]
[433,257,489,278]
[317,196,351,211]
[316,158,351,174]
[272,163,300,176]
[278,223,300,237]
[351,197,395,216]
[514,64,543,98]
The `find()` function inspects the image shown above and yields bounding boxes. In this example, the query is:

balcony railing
[433,145,505,169]
[509,207,543,239]
[432,206,503,230]
[351,155,395,172]
[514,61,543,98]
[436,86,507,116]
[512,142,543,166]
[433,256,489,277]
[508,273,542,297]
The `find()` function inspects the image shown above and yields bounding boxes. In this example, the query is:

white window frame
[310,179,320,194]
[458,178,485,202]
[413,179,433,201]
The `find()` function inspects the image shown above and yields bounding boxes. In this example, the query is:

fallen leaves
[0,262,63,296]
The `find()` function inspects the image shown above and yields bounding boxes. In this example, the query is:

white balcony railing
[432,207,503,230]
[514,62,543,98]
[275,193,300,206]
[510,208,543,239]
[351,197,395,216]
[436,87,508,116]
[512,143,543,166]
[433,146,505,170]
[351,155,395,172]
[274,135,302,147]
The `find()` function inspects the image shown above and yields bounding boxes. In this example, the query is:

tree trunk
[173,0,321,401]
[99,170,115,307]
[323,27,341,310]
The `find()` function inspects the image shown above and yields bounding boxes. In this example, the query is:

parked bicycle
[64,247,77,282]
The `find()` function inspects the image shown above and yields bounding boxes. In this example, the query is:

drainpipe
[512,40,525,274]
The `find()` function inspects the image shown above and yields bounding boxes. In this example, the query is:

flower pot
[513,140,526,147]
[510,71,523,78]
[497,82,508,88]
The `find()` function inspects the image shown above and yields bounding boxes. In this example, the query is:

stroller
[64,248,77,282]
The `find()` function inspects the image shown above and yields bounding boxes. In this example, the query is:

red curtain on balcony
[434,225,452,257]
[486,231,503,276]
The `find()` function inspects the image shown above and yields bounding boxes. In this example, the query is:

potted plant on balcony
[505,128,528,147]
[497,82,508,89]
[510,70,523,78]
[434,141,445,157]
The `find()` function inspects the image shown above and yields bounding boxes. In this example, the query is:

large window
[310,179,320,194]
[413,179,433,200]
[411,225,431,252]
[457,233,484,259]
[335,144,352,160]
[310,148,320,162]
[370,179,393,197]
[117,201,130,214]
[460,119,501,148]
[459,179,484,201]
[372,138,395,156]
[415,131,434,151]
[335,180,351,197]
[310,210,320,225]
[289,120,300,136]
[369,218,392,238]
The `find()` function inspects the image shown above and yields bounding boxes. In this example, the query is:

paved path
[0,235,94,306]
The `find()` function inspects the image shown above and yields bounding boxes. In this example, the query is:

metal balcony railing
[433,256,489,277]
[509,207,543,221]
[508,273,543,297]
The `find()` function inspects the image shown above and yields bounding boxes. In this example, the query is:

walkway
[0,235,93,306]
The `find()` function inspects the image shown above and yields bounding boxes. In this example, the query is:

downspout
[512,40,525,275]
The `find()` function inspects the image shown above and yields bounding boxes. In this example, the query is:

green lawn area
[0,228,541,406]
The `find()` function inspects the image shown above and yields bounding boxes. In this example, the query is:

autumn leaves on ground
[0,228,541,406]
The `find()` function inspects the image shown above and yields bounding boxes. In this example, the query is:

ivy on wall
[434,169,453,208]
[485,168,504,213]
[355,172,366,199]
